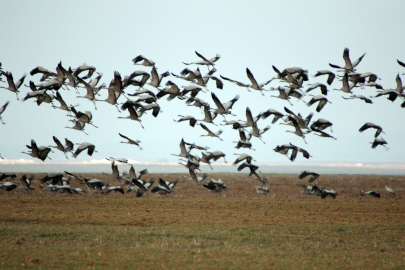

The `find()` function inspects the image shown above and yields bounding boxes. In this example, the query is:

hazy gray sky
[1,1,405,174]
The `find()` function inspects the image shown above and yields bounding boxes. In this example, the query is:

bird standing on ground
[255,187,269,195]
[385,180,396,196]
[360,190,380,198]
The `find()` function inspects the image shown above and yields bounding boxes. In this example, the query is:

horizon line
[1,158,405,170]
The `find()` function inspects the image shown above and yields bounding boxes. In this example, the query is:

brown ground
[0,173,404,269]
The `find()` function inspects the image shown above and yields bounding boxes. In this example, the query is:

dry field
[1,173,405,269]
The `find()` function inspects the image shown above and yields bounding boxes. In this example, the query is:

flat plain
[1,173,404,269]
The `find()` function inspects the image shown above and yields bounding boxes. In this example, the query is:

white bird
[73,142,97,158]
[119,133,142,150]
[255,187,269,195]
[384,181,396,196]
[0,100,10,124]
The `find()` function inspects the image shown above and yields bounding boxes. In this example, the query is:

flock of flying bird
[1,49,404,198]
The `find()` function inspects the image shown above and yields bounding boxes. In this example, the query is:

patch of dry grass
[0,173,404,269]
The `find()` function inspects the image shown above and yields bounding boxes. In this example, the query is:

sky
[1,1,405,174]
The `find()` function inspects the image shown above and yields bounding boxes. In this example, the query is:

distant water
[1,164,405,175]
